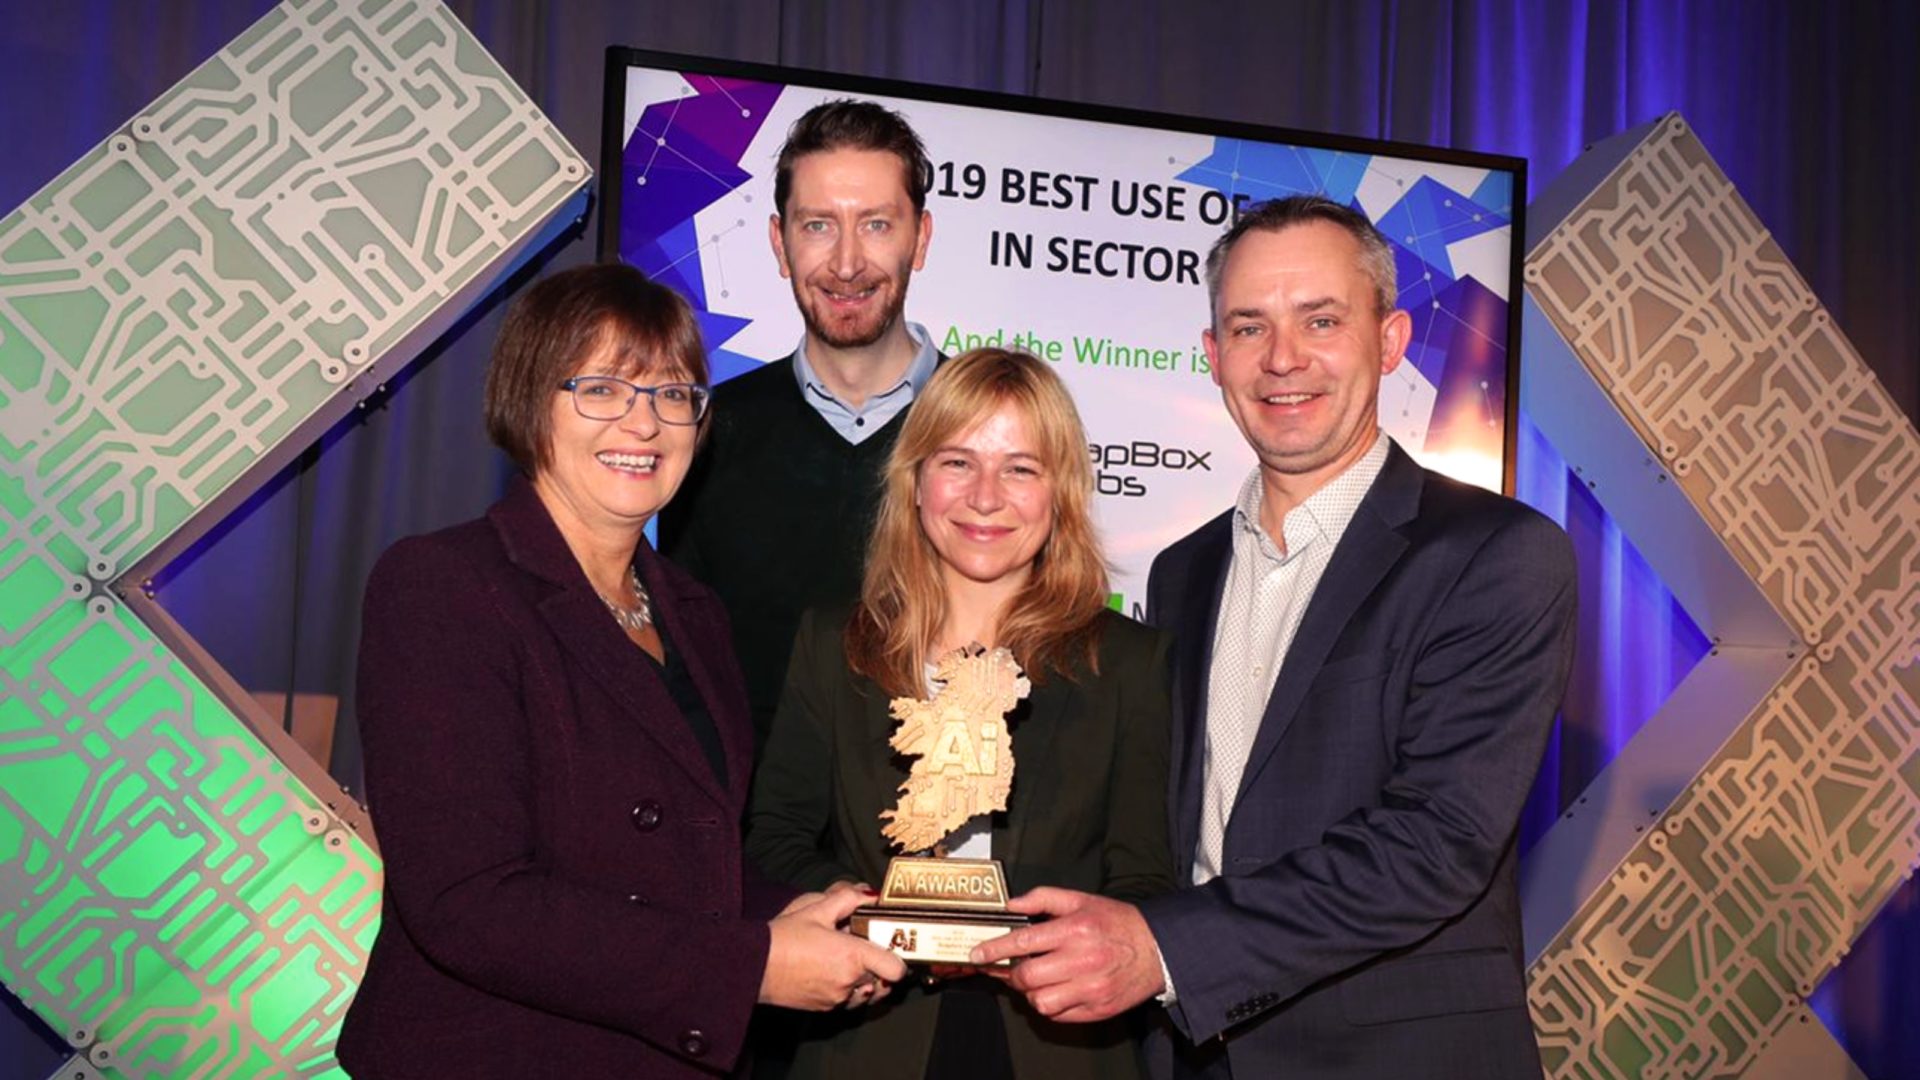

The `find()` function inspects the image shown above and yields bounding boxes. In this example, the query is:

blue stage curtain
[2,2,1913,1076]
[1512,413,1712,857]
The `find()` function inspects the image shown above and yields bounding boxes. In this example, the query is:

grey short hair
[1203,194,1398,322]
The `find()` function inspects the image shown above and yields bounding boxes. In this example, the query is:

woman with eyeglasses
[338,263,905,1080]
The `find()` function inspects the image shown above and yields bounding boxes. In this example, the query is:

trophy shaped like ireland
[850,644,1032,965]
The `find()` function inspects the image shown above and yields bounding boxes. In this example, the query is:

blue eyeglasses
[558,376,711,425]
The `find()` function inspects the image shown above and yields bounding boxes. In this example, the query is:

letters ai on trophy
[851,644,1032,965]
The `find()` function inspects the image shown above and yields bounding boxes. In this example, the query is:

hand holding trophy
[742,350,1175,1074]
[852,644,1033,965]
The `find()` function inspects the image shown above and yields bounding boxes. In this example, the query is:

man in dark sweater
[660,100,939,748]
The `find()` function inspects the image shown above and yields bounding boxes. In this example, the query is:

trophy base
[851,906,1030,966]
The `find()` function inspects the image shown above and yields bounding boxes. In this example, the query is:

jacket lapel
[489,480,734,807]
[860,668,910,860]
[996,675,1069,870]
[1230,446,1423,806]
[636,539,749,807]
[1169,514,1233,874]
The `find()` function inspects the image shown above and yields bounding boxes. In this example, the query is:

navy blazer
[338,479,792,1079]
[1140,444,1576,1080]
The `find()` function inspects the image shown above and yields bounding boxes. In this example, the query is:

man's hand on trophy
[760,886,907,1011]
[968,886,1165,1022]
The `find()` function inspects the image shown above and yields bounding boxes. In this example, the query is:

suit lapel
[1170,516,1233,875]
[534,589,734,806]
[490,480,734,807]
[856,675,909,868]
[997,676,1069,870]
[637,540,748,806]
[1230,447,1423,806]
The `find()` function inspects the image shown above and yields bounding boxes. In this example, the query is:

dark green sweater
[659,355,910,749]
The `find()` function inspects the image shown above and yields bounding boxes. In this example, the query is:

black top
[642,617,727,787]
[743,603,1173,1080]
[658,354,919,749]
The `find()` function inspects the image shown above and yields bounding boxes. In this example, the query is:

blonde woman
[747,348,1173,1079]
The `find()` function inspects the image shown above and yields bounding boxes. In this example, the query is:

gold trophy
[850,645,1031,965]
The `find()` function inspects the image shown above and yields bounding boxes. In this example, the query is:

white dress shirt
[1159,432,1391,1003]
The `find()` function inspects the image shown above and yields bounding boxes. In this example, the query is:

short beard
[795,276,911,351]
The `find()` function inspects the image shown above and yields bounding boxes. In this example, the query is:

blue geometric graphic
[1375,175,1510,282]
[1177,138,1371,209]
[620,76,784,319]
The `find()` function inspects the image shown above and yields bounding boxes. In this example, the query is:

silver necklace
[600,566,653,632]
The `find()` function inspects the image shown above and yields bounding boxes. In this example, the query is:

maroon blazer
[337,479,794,1079]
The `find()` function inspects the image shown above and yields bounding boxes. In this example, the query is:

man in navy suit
[973,195,1576,1079]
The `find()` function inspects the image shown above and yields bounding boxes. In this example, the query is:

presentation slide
[603,52,1522,609]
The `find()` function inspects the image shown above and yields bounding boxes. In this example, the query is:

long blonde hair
[846,348,1110,697]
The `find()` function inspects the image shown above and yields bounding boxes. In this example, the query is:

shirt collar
[1232,431,1393,560]
[792,321,937,411]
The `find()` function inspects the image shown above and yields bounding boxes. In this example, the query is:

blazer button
[631,800,664,832]
[679,1029,707,1057]
[627,894,649,906]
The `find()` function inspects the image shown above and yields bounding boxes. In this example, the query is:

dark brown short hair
[1204,194,1398,320]
[773,98,933,217]
[483,263,707,475]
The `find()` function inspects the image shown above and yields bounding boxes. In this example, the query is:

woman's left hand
[761,889,908,1010]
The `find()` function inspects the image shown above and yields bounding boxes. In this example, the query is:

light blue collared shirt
[792,321,939,444]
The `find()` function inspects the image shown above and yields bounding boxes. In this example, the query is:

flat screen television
[601,48,1524,610]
